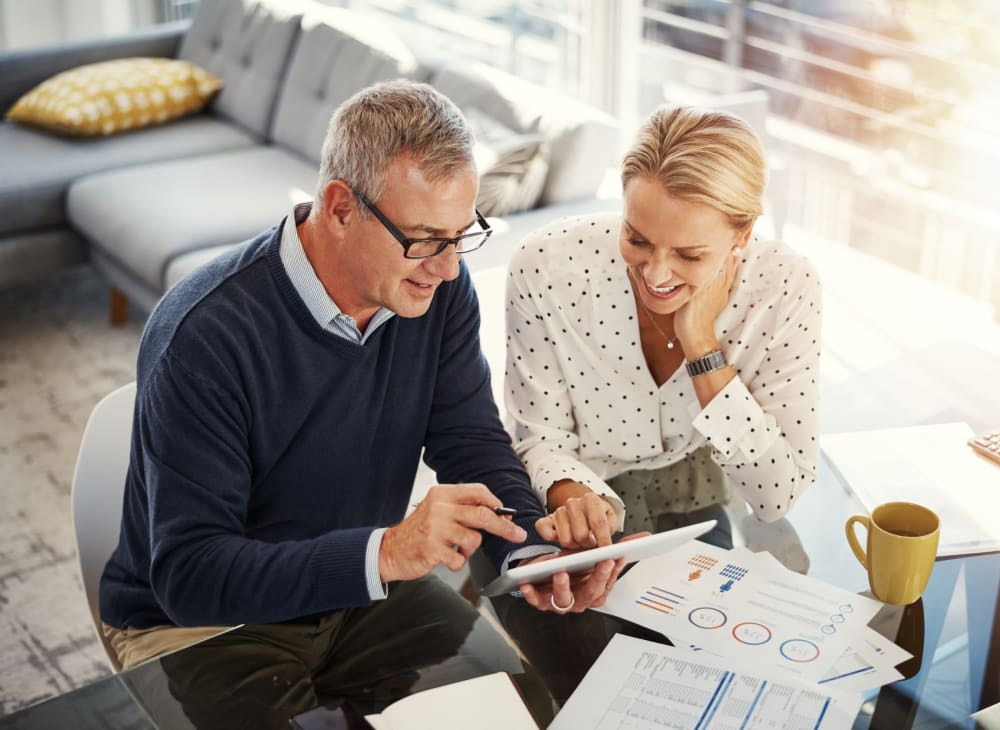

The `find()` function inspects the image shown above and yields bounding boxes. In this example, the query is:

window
[0,0,197,52]
[332,0,586,98]
[638,0,1000,313]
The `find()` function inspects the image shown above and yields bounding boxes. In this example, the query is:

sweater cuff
[307,527,376,608]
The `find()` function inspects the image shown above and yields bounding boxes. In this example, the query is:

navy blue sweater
[100,222,548,629]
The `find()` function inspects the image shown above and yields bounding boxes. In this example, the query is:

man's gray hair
[315,79,475,213]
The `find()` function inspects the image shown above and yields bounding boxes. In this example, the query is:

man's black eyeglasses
[352,188,492,259]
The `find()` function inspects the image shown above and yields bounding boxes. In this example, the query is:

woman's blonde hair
[622,105,765,233]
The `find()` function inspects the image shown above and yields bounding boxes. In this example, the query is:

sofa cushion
[270,6,421,163]
[0,116,258,237]
[5,57,222,137]
[179,0,304,137]
[67,146,315,292]
[164,243,241,291]
[430,62,619,206]
[465,108,549,217]
[476,141,549,217]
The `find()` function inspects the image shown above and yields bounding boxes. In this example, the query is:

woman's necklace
[629,268,679,351]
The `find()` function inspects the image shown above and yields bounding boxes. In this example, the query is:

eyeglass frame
[351,187,492,259]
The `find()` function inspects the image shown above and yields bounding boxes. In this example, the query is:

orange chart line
[637,598,673,614]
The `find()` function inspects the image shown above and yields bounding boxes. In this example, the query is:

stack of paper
[597,541,910,693]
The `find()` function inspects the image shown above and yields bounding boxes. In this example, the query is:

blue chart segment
[719,564,749,581]
[688,606,728,629]
[718,564,749,592]
[821,605,853,633]
[636,586,684,615]
[779,639,821,663]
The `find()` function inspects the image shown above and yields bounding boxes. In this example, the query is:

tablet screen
[480,519,716,597]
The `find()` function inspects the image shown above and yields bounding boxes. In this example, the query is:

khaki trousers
[102,621,232,670]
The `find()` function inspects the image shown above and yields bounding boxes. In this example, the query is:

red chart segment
[732,621,772,645]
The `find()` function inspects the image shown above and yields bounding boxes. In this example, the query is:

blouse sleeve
[504,264,627,527]
[691,255,822,522]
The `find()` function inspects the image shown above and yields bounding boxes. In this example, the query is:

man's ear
[320,180,357,225]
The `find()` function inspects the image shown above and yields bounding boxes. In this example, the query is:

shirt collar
[279,201,395,336]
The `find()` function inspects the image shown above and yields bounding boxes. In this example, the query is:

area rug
[0,266,143,715]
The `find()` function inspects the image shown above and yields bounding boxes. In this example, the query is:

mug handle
[845,515,870,568]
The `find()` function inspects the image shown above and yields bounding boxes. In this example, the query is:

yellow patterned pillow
[5,57,223,137]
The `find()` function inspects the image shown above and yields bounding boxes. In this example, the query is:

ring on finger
[550,594,575,613]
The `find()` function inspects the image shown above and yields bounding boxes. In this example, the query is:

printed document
[550,634,862,729]
[598,543,909,692]
[598,542,884,682]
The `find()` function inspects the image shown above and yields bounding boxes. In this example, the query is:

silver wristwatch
[685,349,727,377]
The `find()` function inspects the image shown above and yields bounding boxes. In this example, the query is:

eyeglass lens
[404,232,490,259]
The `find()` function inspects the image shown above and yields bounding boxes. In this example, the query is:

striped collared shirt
[280,202,395,343]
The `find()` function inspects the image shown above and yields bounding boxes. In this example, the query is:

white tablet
[480,519,716,597]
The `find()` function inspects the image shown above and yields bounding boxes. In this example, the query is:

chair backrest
[70,381,137,672]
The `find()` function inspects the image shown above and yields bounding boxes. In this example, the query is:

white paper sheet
[550,634,862,729]
[598,543,883,683]
[818,635,905,694]
[822,422,1000,557]
[363,672,536,730]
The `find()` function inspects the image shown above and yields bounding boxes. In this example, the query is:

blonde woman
[505,105,821,548]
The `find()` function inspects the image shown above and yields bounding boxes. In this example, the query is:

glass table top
[3,470,998,730]
[6,336,1000,729]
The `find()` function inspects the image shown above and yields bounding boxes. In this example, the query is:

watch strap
[685,349,727,377]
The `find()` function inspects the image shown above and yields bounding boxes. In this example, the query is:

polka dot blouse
[504,212,822,524]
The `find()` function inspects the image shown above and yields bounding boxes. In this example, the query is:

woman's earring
[731,247,743,258]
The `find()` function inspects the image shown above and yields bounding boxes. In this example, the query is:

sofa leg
[109,287,129,326]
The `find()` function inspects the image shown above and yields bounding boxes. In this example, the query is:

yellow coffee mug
[845,501,940,605]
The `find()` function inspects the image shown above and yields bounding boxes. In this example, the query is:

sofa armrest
[0,20,190,114]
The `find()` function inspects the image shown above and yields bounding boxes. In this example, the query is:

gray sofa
[0,0,620,319]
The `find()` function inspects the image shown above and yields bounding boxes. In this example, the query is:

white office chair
[70,381,137,672]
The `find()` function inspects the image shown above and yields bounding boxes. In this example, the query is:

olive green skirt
[608,446,733,547]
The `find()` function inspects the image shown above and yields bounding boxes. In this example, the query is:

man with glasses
[98,80,625,725]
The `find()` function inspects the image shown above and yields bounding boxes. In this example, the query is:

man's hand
[518,532,649,614]
[538,480,618,549]
[379,484,527,582]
